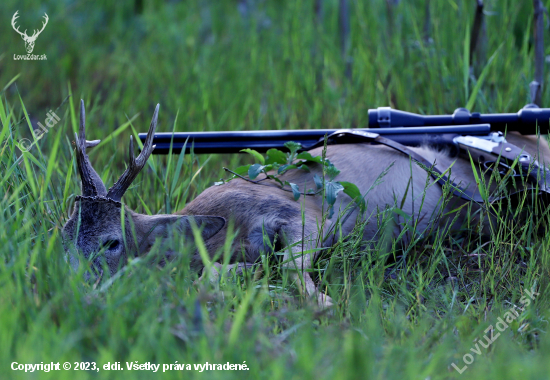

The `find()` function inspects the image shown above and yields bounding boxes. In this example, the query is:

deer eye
[102,240,120,251]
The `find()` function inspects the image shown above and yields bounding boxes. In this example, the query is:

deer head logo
[11,11,49,54]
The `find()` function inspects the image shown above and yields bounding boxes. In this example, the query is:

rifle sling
[374,135,486,203]
[310,130,547,205]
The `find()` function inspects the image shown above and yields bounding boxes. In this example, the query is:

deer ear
[137,214,225,250]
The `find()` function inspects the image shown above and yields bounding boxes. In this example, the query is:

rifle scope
[367,105,550,134]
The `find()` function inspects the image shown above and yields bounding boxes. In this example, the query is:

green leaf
[284,141,302,154]
[278,164,297,174]
[328,205,335,219]
[340,181,365,211]
[248,164,265,179]
[233,165,251,176]
[296,151,323,163]
[313,174,323,190]
[443,202,469,216]
[326,164,341,180]
[289,182,301,200]
[325,181,345,206]
[467,151,486,201]
[393,208,411,222]
[297,164,310,172]
[265,149,287,165]
[241,148,265,164]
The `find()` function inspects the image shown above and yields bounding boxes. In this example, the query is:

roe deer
[62,101,550,306]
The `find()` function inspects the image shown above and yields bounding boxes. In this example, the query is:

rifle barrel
[141,124,490,154]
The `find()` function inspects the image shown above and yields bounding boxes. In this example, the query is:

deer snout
[68,238,126,282]
[65,245,104,283]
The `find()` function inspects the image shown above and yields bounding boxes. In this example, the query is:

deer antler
[11,11,27,38]
[106,104,159,201]
[11,11,49,40]
[30,13,48,39]
[75,100,107,197]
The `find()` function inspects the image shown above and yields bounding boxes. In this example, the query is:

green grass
[2,0,550,379]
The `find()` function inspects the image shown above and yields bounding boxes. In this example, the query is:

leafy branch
[217,141,365,219]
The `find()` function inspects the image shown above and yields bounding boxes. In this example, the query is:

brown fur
[179,132,550,305]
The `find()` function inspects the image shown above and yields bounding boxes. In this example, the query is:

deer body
[180,144,475,304]
[62,103,550,306]
[183,133,550,305]
[183,144,465,265]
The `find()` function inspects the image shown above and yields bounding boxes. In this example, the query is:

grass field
[2,0,550,379]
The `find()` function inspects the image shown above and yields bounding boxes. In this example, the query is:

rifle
[139,105,550,155]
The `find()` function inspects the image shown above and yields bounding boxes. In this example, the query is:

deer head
[11,11,49,54]
[62,101,225,280]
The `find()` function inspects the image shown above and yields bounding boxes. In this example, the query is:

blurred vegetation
[2,0,550,379]
[1,0,546,126]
